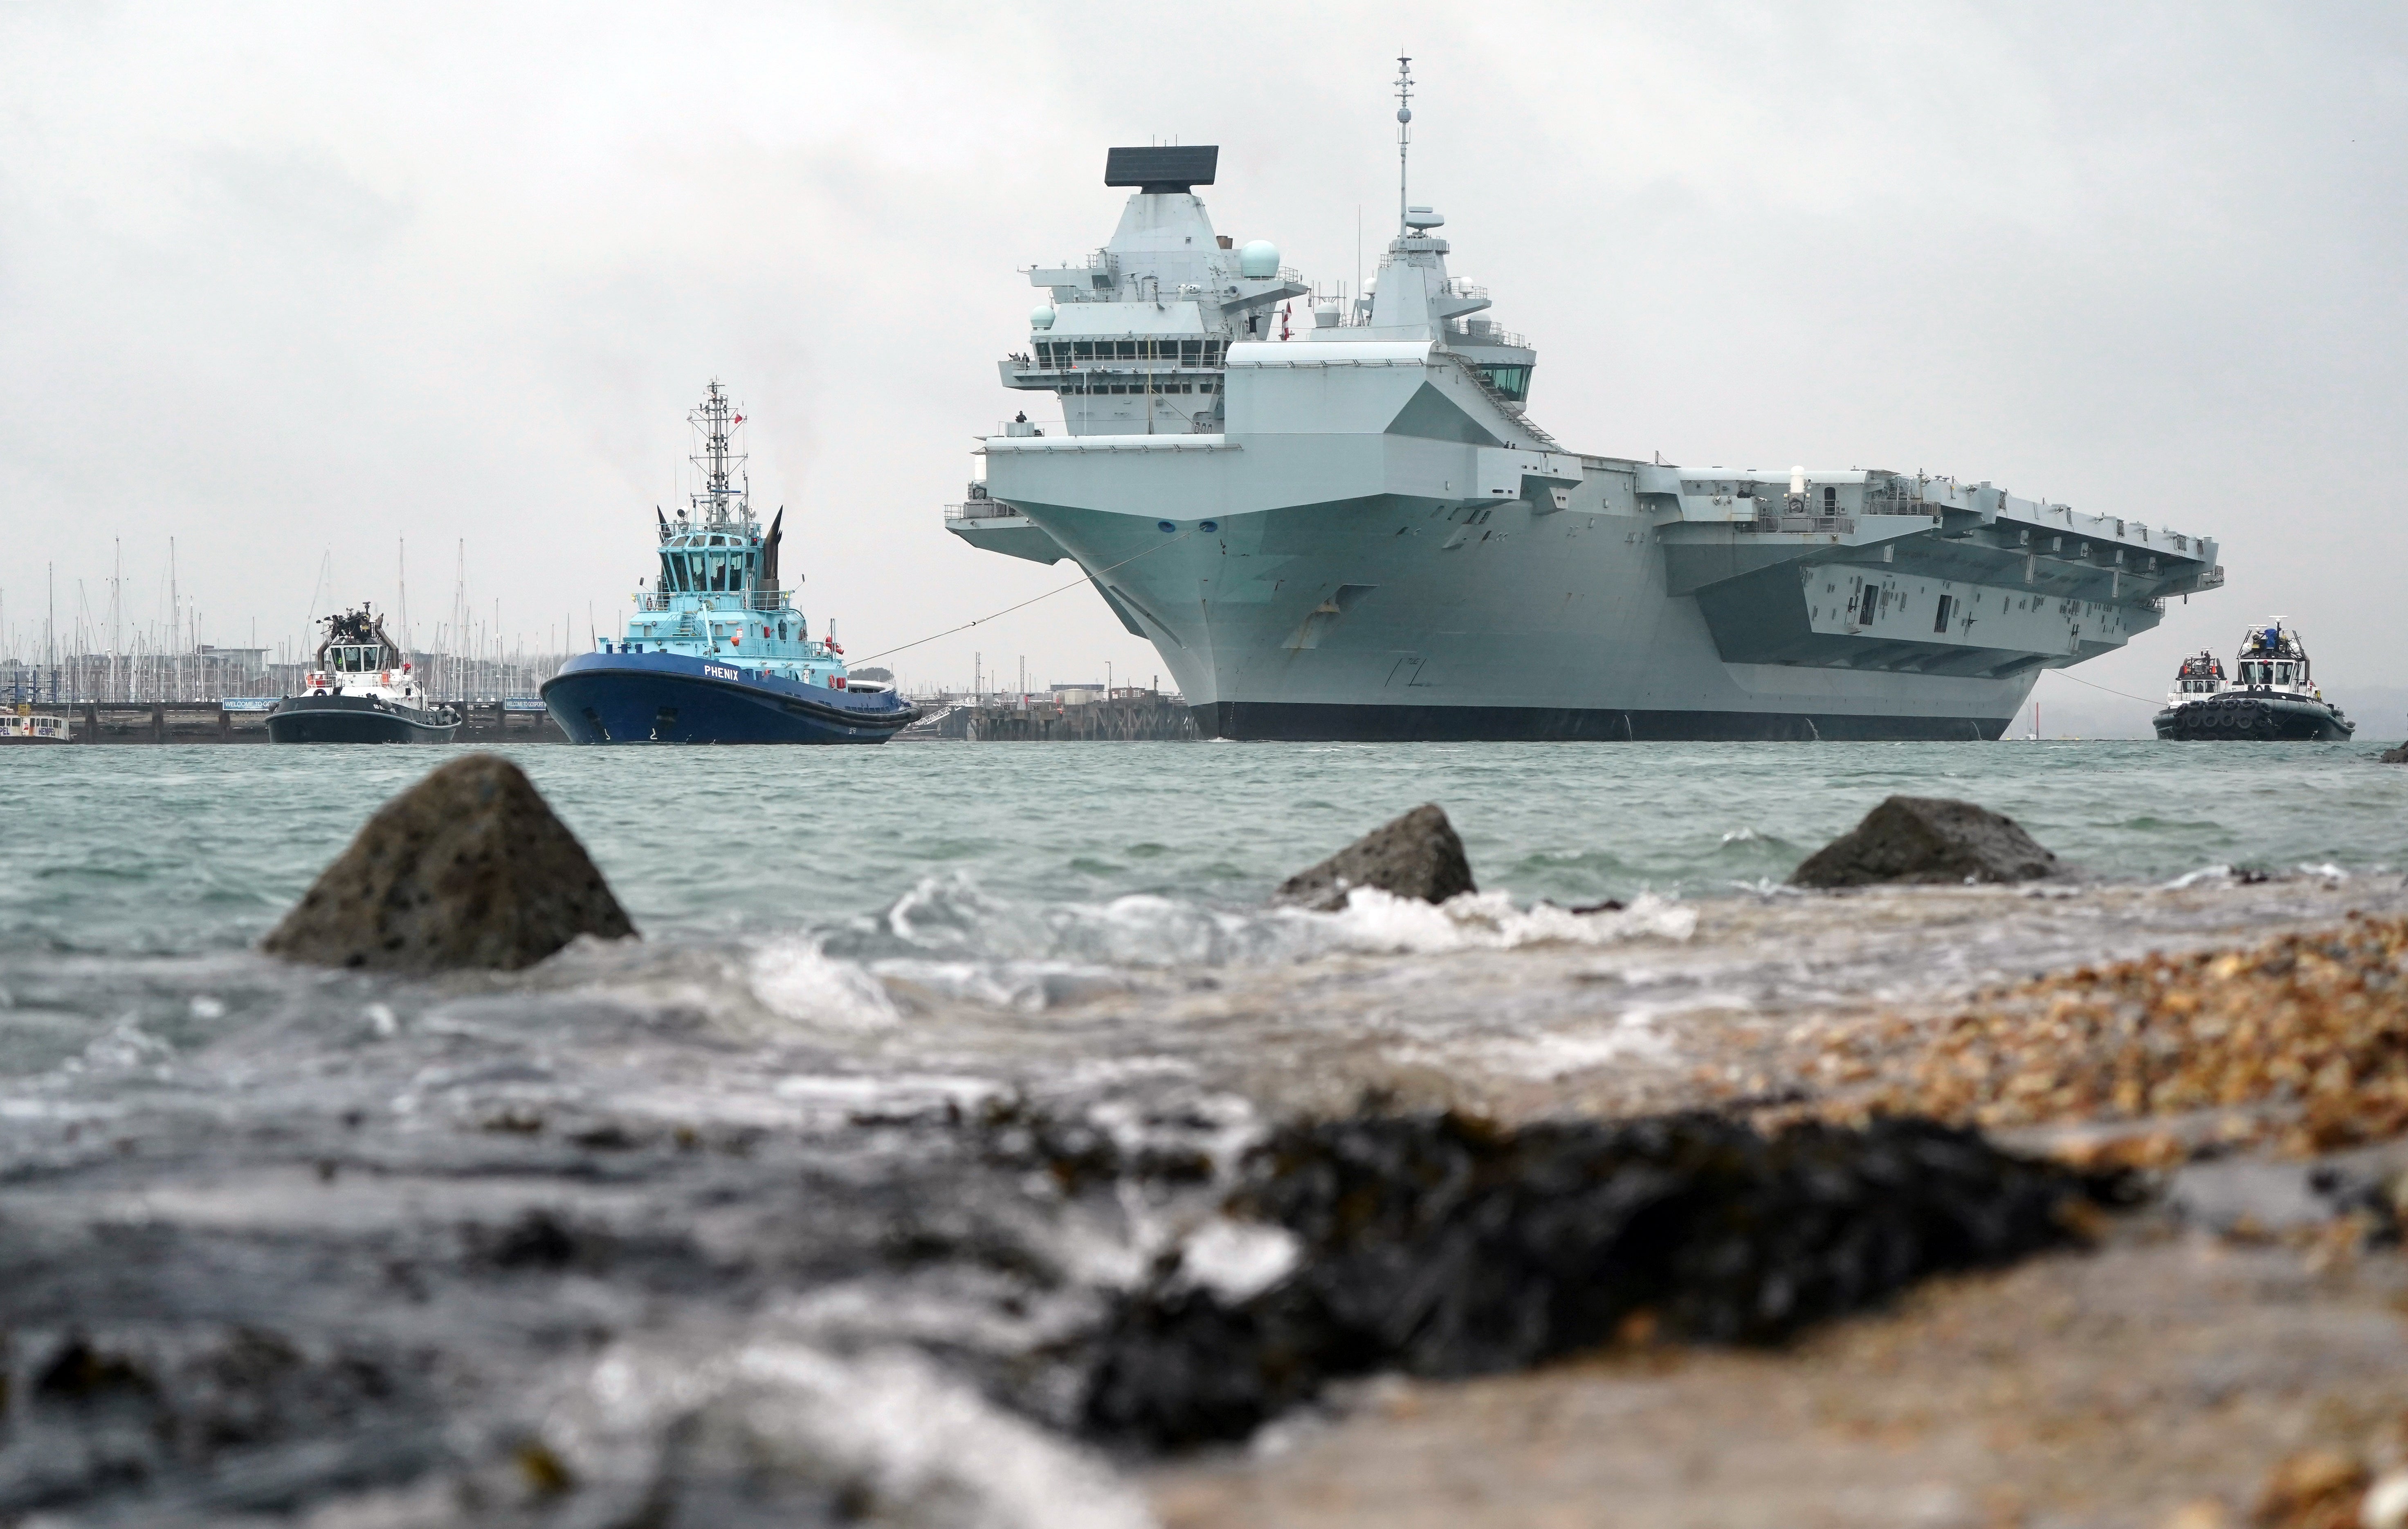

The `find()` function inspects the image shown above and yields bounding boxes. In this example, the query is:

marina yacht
[542,382,915,744]
[267,605,460,744]
[2152,620,2352,741]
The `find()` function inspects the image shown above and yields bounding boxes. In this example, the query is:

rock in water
[262,754,634,971]
[1789,794,2058,888]
[2381,743,2408,763]
[1273,803,1475,912]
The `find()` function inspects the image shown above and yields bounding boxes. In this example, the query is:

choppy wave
[738,875,1707,1015]
[534,1338,1154,1529]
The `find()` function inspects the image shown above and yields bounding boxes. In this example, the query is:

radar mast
[1394,54,1414,238]
[689,379,749,527]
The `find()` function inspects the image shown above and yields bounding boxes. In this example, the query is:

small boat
[2153,619,2352,741]
[267,604,460,744]
[543,381,915,745]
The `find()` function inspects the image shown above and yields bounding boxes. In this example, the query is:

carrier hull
[964,470,2207,743]
[1195,701,2006,742]
[542,653,913,745]
[266,694,459,745]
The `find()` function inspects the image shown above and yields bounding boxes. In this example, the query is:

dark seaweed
[1083,1111,2117,1447]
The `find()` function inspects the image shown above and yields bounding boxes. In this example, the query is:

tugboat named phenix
[267,605,460,744]
[2153,620,2353,741]
[544,382,915,745]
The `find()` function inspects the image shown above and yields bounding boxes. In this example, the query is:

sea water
[9,740,2401,955]
[3,740,2404,1524]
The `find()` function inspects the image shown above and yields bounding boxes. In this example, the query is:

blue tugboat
[543,382,914,745]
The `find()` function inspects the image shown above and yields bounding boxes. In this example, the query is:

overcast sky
[3,2,2402,726]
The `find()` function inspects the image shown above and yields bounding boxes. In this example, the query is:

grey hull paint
[1195,701,2006,743]
[978,493,2047,741]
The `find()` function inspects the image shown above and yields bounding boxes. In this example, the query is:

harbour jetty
[59,698,565,744]
[902,688,1198,742]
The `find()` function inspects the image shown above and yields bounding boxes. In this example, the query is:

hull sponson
[988,491,2047,741]
[1197,701,2004,742]
[541,653,913,745]
[266,696,458,744]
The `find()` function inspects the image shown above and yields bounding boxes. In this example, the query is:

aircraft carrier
[947,62,2226,741]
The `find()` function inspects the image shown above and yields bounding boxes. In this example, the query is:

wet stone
[1079,1111,2111,1449]
[1789,794,2059,888]
[1274,803,1476,912]
[261,753,636,972]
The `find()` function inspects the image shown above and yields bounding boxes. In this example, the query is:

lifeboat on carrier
[2152,620,2352,742]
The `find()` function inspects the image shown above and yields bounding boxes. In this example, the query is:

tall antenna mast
[1394,54,1414,238]
[689,379,748,526]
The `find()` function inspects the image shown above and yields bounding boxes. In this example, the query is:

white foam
[1488,1020,1673,1080]
[748,941,899,1030]
[1313,887,1698,954]
[1174,1216,1300,1302]
[544,1338,1153,1529]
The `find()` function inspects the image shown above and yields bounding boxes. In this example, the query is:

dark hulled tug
[2153,620,2353,741]
[266,605,460,744]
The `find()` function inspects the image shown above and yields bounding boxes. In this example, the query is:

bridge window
[1474,364,1530,402]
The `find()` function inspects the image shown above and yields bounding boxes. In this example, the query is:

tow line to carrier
[2041,668,2163,706]
[854,529,1195,666]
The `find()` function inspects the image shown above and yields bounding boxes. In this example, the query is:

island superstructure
[948,61,2227,740]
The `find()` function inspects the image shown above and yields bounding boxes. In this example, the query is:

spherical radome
[1029,304,1056,330]
[1238,240,1280,279]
